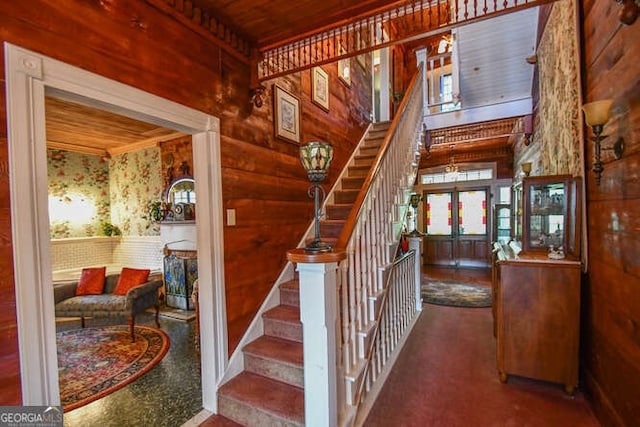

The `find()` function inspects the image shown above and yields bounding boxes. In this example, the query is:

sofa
[54,270,163,341]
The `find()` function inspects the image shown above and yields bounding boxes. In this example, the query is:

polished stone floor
[56,312,202,427]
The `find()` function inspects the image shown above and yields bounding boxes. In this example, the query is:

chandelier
[444,145,459,175]
[444,156,459,174]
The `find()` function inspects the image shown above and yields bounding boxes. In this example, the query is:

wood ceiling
[191,0,407,47]
[45,96,184,157]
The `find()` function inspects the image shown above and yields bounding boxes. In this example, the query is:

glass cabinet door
[523,176,573,252]
[494,204,512,244]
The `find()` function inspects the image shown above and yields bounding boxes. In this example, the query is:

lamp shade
[299,141,333,181]
[582,100,613,127]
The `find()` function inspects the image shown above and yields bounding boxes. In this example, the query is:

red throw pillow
[113,268,151,295]
[75,267,106,296]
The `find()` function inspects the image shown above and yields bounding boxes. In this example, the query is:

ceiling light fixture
[444,145,459,176]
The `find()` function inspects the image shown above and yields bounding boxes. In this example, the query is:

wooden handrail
[335,64,423,251]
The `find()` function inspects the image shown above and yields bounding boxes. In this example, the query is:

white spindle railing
[335,65,425,425]
[258,0,551,81]
[358,249,417,401]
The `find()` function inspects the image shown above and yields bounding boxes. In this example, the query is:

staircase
[216,122,391,426]
[322,122,390,246]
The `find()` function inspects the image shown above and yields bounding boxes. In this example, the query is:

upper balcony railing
[257,0,556,81]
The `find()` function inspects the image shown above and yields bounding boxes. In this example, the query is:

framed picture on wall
[338,57,351,87]
[311,67,330,112]
[273,84,301,144]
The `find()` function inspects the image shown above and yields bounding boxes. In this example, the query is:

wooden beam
[108,131,186,156]
[47,141,107,156]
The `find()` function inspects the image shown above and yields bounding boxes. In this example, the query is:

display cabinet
[522,175,580,255]
[493,204,512,244]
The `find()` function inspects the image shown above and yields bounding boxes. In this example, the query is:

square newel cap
[287,248,346,263]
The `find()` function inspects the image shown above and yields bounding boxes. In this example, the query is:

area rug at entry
[57,325,170,411]
[421,280,492,308]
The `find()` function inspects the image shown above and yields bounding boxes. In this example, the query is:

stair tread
[321,218,346,224]
[349,165,370,171]
[244,336,303,366]
[279,279,299,291]
[199,414,244,427]
[219,372,304,425]
[263,305,301,323]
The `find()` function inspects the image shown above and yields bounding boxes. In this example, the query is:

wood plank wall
[0,0,371,403]
[581,1,640,425]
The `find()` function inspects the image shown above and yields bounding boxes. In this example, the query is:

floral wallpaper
[47,149,111,238]
[109,148,163,236]
[47,147,163,238]
[535,0,582,177]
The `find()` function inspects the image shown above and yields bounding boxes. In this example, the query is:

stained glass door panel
[426,193,452,236]
[456,189,489,267]
[424,192,455,266]
[458,190,487,235]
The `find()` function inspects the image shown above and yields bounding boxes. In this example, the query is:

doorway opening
[4,43,226,415]
[423,187,490,268]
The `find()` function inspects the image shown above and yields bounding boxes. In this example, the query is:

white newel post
[287,249,346,427]
[408,236,423,312]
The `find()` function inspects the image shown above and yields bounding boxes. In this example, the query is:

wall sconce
[299,142,334,253]
[616,0,639,25]
[249,85,266,108]
[582,100,625,185]
[521,162,532,177]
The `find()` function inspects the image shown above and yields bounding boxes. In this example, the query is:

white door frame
[4,43,227,411]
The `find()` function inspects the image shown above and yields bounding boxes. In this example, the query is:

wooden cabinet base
[496,253,580,396]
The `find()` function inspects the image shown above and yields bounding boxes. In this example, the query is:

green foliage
[101,221,122,236]
[143,201,164,227]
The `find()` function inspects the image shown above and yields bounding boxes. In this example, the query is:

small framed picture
[338,58,351,87]
[273,84,301,144]
[311,67,330,112]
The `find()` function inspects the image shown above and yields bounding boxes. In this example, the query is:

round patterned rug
[57,325,170,411]
[421,280,492,308]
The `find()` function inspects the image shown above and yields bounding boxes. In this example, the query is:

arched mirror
[166,177,195,205]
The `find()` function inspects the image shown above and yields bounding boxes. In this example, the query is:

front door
[424,188,490,268]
